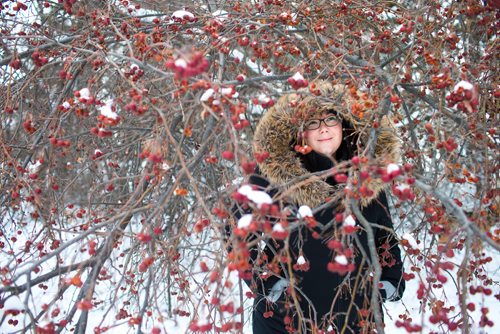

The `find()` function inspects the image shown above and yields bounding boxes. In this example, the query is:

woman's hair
[334,117,358,162]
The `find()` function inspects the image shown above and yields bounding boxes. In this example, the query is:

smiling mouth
[318,138,333,142]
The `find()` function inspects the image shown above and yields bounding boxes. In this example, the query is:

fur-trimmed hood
[252,81,401,208]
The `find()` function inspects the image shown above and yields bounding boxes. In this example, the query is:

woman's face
[303,113,343,157]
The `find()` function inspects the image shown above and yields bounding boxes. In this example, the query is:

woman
[229,81,405,333]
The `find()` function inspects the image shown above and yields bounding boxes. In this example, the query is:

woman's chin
[315,149,335,157]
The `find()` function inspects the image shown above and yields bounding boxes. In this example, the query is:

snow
[221,87,239,98]
[221,87,234,96]
[386,163,400,175]
[383,246,500,333]
[454,182,479,212]
[402,232,421,250]
[212,9,228,22]
[2,205,499,334]
[395,183,410,191]
[161,162,170,170]
[343,214,356,226]
[218,36,229,43]
[172,10,194,20]
[334,255,348,265]
[237,214,253,229]
[297,205,313,218]
[27,160,41,173]
[272,223,285,232]
[200,88,215,102]
[94,149,102,155]
[291,72,305,81]
[258,94,271,104]
[248,191,272,208]
[99,99,118,120]
[237,185,272,208]
[2,294,24,312]
[454,80,473,91]
[230,49,244,62]
[62,101,71,109]
[236,185,253,197]
[78,87,91,99]
[174,58,187,68]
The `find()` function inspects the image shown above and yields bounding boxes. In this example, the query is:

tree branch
[413,178,499,252]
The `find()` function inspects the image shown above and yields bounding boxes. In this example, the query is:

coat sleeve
[373,191,406,301]
[225,172,282,296]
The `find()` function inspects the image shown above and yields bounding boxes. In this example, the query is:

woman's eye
[306,120,319,128]
[325,117,339,125]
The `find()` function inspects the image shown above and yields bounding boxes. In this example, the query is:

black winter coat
[231,151,405,333]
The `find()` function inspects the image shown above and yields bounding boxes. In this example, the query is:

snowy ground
[3,245,498,334]
[1,188,498,334]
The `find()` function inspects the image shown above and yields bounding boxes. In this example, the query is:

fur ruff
[252,81,401,208]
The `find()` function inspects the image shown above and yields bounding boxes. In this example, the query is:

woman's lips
[318,138,333,142]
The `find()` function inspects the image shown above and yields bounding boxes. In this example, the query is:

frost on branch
[453,81,474,91]
[271,222,288,239]
[236,185,272,209]
[446,80,479,112]
[200,88,215,102]
[75,87,92,103]
[297,205,313,219]
[342,214,358,234]
[98,99,119,125]
[237,214,252,229]
[171,10,196,22]
[287,72,308,89]
[334,255,348,265]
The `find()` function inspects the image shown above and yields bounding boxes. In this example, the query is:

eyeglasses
[304,115,341,130]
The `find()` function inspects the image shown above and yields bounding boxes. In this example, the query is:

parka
[228,81,405,333]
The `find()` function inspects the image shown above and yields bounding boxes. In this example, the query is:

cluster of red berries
[31,50,48,67]
[138,256,154,272]
[165,52,209,79]
[90,127,112,137]
[446,82,478,112]
[49,137,71,147]
[287,73,309,90]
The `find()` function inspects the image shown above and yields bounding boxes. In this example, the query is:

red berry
[221,150,235,160]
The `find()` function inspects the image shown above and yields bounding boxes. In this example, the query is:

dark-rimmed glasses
[304,115,341,130]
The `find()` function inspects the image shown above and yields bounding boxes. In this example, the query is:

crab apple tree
[0,0,499,333]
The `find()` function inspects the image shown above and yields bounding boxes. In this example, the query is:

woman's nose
[319,122,329,132]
